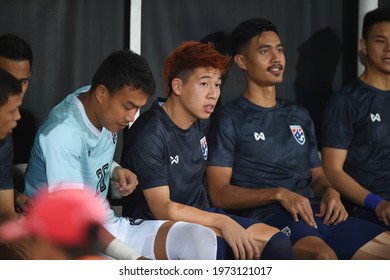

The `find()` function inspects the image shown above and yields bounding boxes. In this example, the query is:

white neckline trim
[73,95,101,137]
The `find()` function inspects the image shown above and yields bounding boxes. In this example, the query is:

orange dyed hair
[163,41,231,96]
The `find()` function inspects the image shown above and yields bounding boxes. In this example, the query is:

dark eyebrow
[199,75,222,80]
[258,43,284,49]
[372,34,386,39]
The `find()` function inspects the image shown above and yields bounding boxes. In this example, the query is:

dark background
[1,0,389,164]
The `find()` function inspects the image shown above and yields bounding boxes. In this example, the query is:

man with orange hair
[121,41,294,260]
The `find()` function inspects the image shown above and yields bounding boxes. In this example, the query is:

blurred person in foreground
[0,186,108,259]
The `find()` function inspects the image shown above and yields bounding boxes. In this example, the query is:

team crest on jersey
[111,132,117,144]
[290,125,305,145]
[200,136,208,160]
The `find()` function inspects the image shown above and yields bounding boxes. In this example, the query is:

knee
[293,245,338,260]
[184,223,217,245]
[166,222,217,260]
[261,232,295,260]
[313,250,338,260]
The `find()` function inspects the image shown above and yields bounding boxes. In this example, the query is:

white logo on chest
[254,132,265,141]
[170,155,179,165]
[370,113,381,122]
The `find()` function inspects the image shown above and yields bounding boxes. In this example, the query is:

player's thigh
[104,218,166,259]
[352,231,390,259]
[246,223,280,243]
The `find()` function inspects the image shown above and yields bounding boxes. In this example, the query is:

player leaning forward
[23,50,218,260]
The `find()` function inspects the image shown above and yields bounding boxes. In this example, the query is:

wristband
[364,193,384,210]
[106,238,141,260]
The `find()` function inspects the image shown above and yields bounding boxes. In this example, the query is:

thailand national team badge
[200,136,208,160]
[289,125,305,145]
[111,132,117,144]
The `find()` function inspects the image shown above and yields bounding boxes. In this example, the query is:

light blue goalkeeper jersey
[25,86,118,223]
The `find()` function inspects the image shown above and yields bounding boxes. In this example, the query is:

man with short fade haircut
[322,8,390,230]
[24,49,219,260]
[0,34,32,97]
[0,68,26,259]
[0,34,33,221]
[0,68,22,153]
[206,18,390,259]
[121,41,295,260]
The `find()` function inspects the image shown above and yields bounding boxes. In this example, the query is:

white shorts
[104,217,166,259]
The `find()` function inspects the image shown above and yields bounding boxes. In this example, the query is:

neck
[360,69,390,91]
[162,98,195,130]
[78,91,102,131]
[243,83,277,107]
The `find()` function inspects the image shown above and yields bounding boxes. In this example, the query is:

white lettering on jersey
[281,226,291,237]
[370,113,381,122]
[170,155,179,165]
[254,132,265,141]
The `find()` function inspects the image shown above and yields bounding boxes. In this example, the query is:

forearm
[209,184,283,209]
[154,200,229,232]
[325,169,369,206]
[101,226,141,260]
[0,189,17,222]
[311,175,333,196]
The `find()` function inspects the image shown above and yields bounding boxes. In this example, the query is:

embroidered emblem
[290,125,305,145]
[111,132,117,144]
[200,136,208,160]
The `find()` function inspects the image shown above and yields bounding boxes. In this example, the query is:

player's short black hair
[362,8,390,40]
[91,50,155,96]
[230,18,278,55]
[0,68,22,107]
[0,34,33,67]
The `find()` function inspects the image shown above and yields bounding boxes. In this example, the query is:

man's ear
[234,54,247,71]
[95,85,108,103]
[359,38,368,56]
[171,78,183,96]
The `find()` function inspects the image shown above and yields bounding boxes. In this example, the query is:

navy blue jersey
[207,95,321,221]
[321,79,390,200]
[121,98,209,219]
[0,134,13,190]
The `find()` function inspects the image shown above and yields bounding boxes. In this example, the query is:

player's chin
[112,124,127,132]
[198,112,212,120]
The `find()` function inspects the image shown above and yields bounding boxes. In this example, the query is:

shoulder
[37,100,83,149]
[131,106,162,136]
[217,97,247,122]
[0,135,13,166]
[323,79,364,113]
[279,99,312,120]
[125,106,166,152]
[0,135,13,154]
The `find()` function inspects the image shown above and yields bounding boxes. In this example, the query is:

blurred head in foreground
[0,186,106,259]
